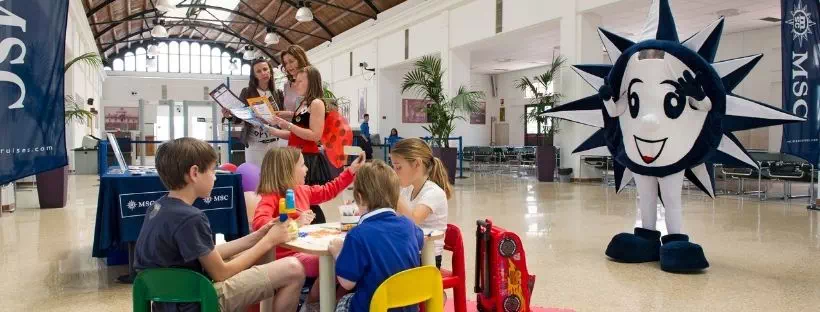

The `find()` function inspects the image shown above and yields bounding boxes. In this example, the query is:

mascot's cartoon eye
[661,80,686,119]
[628,78,643,118]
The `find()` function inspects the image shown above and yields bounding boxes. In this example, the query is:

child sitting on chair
[329,160,424,312]
[133,137,304,312]
[253,147,365,302]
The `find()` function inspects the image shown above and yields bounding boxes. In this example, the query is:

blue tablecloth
[92,172,249,258]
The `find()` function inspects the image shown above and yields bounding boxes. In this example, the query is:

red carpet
[445,299,575,312]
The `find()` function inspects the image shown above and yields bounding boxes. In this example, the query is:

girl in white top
[392,138,452,268]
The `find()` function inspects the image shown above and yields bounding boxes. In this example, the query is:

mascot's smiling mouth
[634,136,668,164]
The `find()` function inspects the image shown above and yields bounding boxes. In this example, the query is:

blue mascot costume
[544,0,805,272]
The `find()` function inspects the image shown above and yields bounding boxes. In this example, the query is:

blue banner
[119,186,236,219]
[0,1,69,185]
[781,0,820,165]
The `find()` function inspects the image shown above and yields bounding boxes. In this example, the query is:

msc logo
[786,0,817,48]
[203,195,229,205]
[0,1,28,110]
[127,200,137,210]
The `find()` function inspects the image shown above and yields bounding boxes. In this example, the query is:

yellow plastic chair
[370,266,444,312]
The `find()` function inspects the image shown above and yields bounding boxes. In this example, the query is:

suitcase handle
[474,219,492,298]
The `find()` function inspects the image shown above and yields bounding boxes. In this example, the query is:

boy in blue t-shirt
[329,160,423,312]
[133,137,305,312]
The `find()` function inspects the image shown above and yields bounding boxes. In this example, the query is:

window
[524,82,552,99]
[180,42,190,73]
[104,66,112,71]
[221,52,231,75]
[158,42,169,73]
[191,42,201,74]
[124,52,135,71]
[211,47,221,74]
[231,57,242,75]
[135,47,147,72]
[169,41,180,73]
[105,42,251,75]
[201,44,211,74]
[112,59,124,71]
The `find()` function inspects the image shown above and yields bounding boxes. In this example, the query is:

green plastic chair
[132,268,220,312]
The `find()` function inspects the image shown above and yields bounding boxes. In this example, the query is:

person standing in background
[359,114,373,161]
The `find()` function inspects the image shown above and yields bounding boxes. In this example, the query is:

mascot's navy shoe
[605,227,661,263]
[660,234,709,273]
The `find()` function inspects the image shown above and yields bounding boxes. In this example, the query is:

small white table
[281,222,444,312]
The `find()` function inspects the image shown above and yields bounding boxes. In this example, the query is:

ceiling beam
[86,0,106,56]
[108,2,119,54]
[126,0,132,49]
[363,0,379,15]
[90,16,261,25]
[234,1,294,50]
[95,8,159,39]
[306,0,374,19]
[296,1,365,45]
[232,0,278,50]
[281,0,334,38]
[175,4,297,45]
[103,36,250,46]
[86,0,118,18]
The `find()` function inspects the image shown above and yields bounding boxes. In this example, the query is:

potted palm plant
[516,56,565,182]
[36,52,100,208]
[401,55,484,184]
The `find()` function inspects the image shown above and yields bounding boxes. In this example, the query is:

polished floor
[2,174,820,311]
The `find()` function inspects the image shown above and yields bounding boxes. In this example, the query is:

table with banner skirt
[92,172,249,273]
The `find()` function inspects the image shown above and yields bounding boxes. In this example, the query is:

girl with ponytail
[390,138,450,268]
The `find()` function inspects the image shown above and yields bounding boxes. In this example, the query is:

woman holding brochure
[221,58,287,167]
[268,66,335,224]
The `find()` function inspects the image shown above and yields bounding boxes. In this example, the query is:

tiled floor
[2,174,820,311]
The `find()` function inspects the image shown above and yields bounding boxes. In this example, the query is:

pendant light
[264,27,280,45]
[295,1,313,22]
[155,0,176,13]
[243,46,256,60]
[151,19,168,38]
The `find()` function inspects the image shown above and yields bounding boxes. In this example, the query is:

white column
[558,9,604,179]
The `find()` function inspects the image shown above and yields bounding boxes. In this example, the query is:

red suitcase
[475,219,536,312]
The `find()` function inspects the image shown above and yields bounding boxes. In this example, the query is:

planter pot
[432,147,458,185]
[536,145,557,182]
[36,166,68,208]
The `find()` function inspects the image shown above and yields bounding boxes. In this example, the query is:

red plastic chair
[441,224,467,312]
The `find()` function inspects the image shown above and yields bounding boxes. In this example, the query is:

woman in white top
[392,138,452,268]
[221,58,285,167]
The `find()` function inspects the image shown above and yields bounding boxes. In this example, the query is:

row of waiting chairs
[463,146,538,176]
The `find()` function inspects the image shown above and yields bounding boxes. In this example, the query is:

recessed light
[760,17,781,23]
[715,8,741,17]
[495,58,513,63]
[493,68,508,72]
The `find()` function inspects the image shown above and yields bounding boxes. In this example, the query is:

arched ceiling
[83,0,406,65]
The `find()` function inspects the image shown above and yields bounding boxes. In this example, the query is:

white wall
[716,26,782,152]
[101,72,248,107]
[65,0,106,170]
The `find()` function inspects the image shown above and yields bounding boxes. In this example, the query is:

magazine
[209,83,269,127]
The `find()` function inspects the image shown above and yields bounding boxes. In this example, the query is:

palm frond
[65,52,103,73]
[64,96,95,125]
[448,86,484,113]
